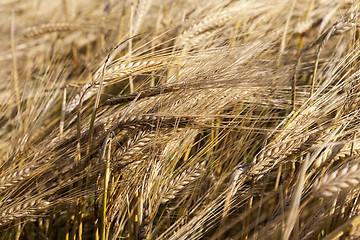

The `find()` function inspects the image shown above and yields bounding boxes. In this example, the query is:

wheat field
[1,0,360,239]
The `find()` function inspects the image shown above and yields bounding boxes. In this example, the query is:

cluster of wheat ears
[1,0,360,239]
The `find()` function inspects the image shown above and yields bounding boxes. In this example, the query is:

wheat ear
[178,6,238,46]
[294,18,322,34]
[114,131,156,169]
[160,162,206,203]
[23,23,79,37]
[0,166,34,192]
[65,58,168,114]
[313,163,360,198]
[0,198,50,226]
